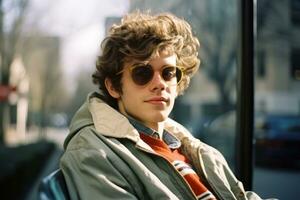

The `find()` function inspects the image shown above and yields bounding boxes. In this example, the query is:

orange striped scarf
[140,133,216,200]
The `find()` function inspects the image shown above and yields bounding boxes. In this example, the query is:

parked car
[194,111,300,169]
[255,115,300,168]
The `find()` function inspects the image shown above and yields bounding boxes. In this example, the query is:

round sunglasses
[117,63,185,86]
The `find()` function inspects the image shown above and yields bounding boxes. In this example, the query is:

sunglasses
[117,63,185,86]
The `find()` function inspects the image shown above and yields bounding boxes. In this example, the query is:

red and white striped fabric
[139,133,216,200]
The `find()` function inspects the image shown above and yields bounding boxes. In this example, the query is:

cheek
[168,87,177,108]
[122,87,140,108]
[170,85,178,98]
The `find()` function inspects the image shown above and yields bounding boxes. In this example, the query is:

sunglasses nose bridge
[150,70,168,85]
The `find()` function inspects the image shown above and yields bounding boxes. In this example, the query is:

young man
[60,12,265,200]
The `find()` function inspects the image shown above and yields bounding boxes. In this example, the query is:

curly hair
[92,11,200,108]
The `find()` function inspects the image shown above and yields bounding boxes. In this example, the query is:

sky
[26,0,129,87]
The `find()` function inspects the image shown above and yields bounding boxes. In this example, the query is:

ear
[105,78,121,98]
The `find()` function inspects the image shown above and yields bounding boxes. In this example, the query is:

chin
[151,112,169,122]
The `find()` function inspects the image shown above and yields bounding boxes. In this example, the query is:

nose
[149,71,167,92]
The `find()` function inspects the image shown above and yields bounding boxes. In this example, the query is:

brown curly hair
[92,11,200,108]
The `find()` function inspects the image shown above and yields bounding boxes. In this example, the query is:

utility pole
[0,0,7,144]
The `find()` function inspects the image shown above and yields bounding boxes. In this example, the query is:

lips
[145,96,169,104]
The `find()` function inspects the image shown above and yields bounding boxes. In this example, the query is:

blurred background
[0,0,299,199]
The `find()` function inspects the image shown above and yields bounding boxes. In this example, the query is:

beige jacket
[60,94,267,200]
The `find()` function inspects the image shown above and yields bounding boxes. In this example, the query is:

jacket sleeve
[60,147,139,200]
[211,147,277,200]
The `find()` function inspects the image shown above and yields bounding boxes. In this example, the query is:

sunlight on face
[118,53,178,132]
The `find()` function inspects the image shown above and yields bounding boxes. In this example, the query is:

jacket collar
[88,96,140,141]
[128,117,181,149]
[88,94,195,142]
[65,92,199,156]
[66,93,242,200]
[87,95,217,189]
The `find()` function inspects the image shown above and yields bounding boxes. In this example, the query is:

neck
[118,101,165,138]
[145,121,164,138]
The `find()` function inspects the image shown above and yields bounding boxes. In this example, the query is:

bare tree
[0,0,29,144]
[173,0,237,112]
[0,0,69,142]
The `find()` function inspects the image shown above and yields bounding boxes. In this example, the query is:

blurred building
[255,0,300,115]
[21,36,65,136]
[4,35,62,144]
[5,56,29,144]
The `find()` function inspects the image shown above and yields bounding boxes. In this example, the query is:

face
[106,52,178,132]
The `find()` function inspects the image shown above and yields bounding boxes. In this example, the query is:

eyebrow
[163,64,177,68]
[132,63,178,70]
[132,62,149,67]
[130,61,178,70]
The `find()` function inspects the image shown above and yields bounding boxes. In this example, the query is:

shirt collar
[128,116,181,149]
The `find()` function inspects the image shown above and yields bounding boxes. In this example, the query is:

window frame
[235,0,255,190]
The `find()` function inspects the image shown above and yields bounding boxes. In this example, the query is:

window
[291,48,300,80]
[291,0,300,26]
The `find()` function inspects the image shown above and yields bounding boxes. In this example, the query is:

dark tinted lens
[131,65,153,85]
[176,67,183,83]
[162,67,177,81]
